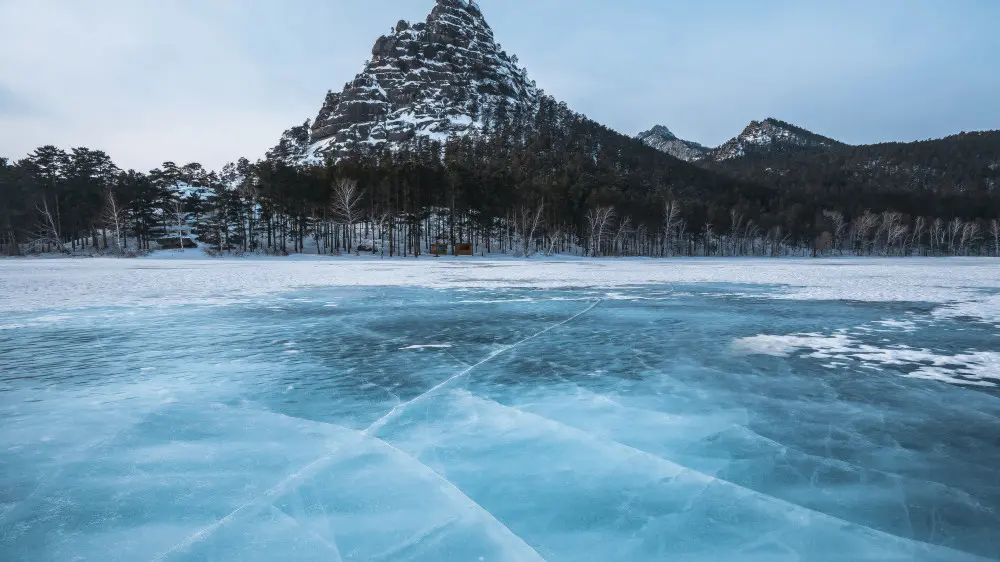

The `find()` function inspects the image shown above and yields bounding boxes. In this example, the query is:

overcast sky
[2,0,998,170]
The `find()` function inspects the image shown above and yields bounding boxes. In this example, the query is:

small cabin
[455,243,474,256]
[430,243,449,256]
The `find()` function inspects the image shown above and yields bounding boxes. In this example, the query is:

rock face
[276,0,539,163]
[709,118,844,161]
[635,125,708,162]
[637,119,843,163]
[266,121,311,163]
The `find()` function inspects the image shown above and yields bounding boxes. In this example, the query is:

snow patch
[933,294,1000,325]
[733,331,1000,387]
[732,333,854,358]
[872,319,918,332]
[33,314,72,323]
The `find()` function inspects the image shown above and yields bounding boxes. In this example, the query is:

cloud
[0,0,310,169]
[1,0,998,170]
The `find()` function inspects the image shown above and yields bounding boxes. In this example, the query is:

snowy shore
[2,255,1000,323]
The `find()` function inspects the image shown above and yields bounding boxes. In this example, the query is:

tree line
[2,96,998,258]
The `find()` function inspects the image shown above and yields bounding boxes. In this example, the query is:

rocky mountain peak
[636,125,708,162]
[643,125,677,140]
[710,118,844,161]
[278,0,539,164]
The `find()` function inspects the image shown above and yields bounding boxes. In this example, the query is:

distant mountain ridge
[712,129,1000,195]
[636,118,845,163]
[710,118,845,161]
[636,125,708,162]
[636,118,999,194]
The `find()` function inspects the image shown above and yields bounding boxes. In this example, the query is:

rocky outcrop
[639,119,846,163]
[265,121,311,162]
[709,118,844,161]
[636,125,708,162]
[276,0,539,164]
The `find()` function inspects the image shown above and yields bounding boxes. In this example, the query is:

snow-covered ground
[3,256,1000,319]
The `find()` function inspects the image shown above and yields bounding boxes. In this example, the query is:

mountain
[690,118,999,197]
[270,0,539,163]
[266,0,754,202]
[637,118,845,163]
[635,126,708,162]
[709,118,845,161]
[713,130,1000,196]
[254,0,997,244]
[4,3,999,259]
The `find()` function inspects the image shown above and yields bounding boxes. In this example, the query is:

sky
[1,0,998,171]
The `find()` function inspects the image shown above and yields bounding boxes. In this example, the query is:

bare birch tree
[585,206,615,257]
[768,226,790,257]
[28,200,64,253]
[375,212,389,258]
[889,223,909,255]
[930,218,944,255]
[101,189,126,255]
[991,219,1000,257]
[743,219,760,256]
[613,215,633,256]
[960,222,980,256]
[948,218,964,255]
[544,229,561,256]
[701,223,715,256]
[728,210,744,257]
[852,210,878,254]
[512,204,544,257]
[877,212,903,254]
[332,179,362,254]
[663,200,682,256]
[909,216,926,256]
[173,200,188,252]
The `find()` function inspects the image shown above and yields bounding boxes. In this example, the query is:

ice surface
[2,261,1000,560]
[3,257,1000,321]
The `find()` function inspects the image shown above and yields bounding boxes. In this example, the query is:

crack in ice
[149,441,348,562]
[148,299,601,562]
[267,504,344,561]
[361,437,545,561]
[364,299,602,436]
[459,392,991,561]
[150,413,545,562]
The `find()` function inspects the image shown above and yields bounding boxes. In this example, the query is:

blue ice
[1,285,999,561]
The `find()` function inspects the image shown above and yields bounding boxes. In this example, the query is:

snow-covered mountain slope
[635,125,708,162]
[270,0,539,164]
[709,118,844,161]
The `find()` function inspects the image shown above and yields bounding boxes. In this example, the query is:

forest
[2,96,999,258]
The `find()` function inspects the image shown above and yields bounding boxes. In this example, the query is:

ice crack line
[150,443,346,562]
[365,298,602,436]
[149,299,599,562]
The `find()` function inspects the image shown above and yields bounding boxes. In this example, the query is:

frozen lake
[2,258,1000,561]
